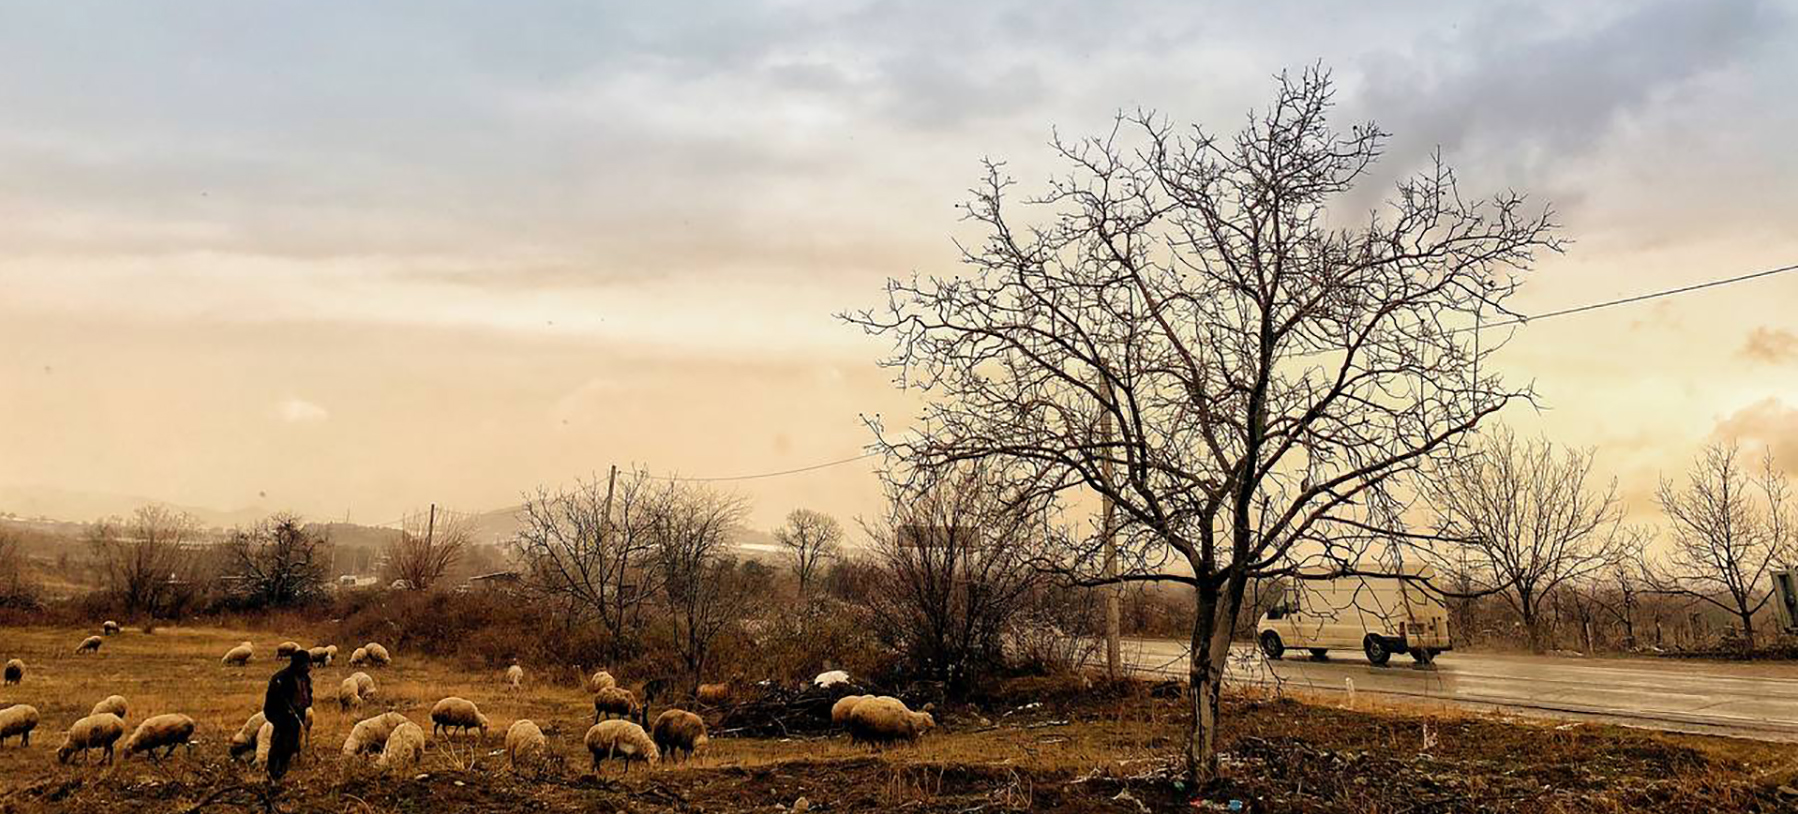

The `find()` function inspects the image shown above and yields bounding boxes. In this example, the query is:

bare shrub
[221,513,330,609]
[514,469,664,659]
[384,506,470,591]
[88,504,208,618]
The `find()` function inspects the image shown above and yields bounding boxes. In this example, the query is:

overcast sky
[2,0,1795,530]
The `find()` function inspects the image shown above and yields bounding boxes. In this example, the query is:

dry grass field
[2,623,1796,813]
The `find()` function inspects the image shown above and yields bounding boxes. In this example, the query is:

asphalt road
[1121,637,1798,741]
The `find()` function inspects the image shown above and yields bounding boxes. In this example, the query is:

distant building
[466,570,522,592]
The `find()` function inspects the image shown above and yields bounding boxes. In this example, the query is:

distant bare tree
[1592,530,1654,650]
[1649,442,1793,649]
[89,505,205,617]
[0,528,41,609]
[514,470,664,653]
[651,483,752,690]
[845,69,1557,777]
[386,507,471,591]
[774,508,843,595]
[224,513,330,608]
[1425,428,1624,652]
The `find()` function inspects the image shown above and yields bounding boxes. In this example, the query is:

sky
[1,0,1796,531]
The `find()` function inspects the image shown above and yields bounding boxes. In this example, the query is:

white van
[1255,565,1452,666]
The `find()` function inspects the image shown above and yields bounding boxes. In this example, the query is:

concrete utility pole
[426,503,437,547]
[1101,401,1121,680]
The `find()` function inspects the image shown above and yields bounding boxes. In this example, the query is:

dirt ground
[2,624,1796,813]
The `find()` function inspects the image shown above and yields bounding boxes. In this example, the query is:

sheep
[592,686,638,723]
[505,719,548,772]
[589,670,617,692]
[76,635,103,654]
[275,641,301,659]
[102,620,121,635]
[253,721,275,766]
[429,696,490,739]
[830,694,869,727]
[342,712,411,756]
[57,713,126,764]
[696,682,730,705]
[584,720,658,774]
[222,641,254,666]
[337,677,362,712]
[364,642,392,666]
[3,658,22,685]
[351,671,376,698]
[845,696,935,747]
[123,713,196,761]
[0,704,40,747]
[90,695,128,719]
[326,644,339,660]
[505,663,524,691]
[650,709,708,764]
[348,647,369,667]
[229,712,267,761]
[813,670,850,688]
[308,646,332,667]
[377,721,426,771]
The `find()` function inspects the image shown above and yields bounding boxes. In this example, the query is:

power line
[1488,261,1798,328]
[640,451,882,483]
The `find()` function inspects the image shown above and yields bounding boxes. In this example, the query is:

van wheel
[1363,636,1392,667]
[1308,649,1328,661]
[1259,631,1285,660]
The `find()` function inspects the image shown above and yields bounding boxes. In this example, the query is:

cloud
[274,398,330,424]
[1711,397,1798,471]
[1739,327,1798,364]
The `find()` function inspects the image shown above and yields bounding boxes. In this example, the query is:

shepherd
[262,649,313,781]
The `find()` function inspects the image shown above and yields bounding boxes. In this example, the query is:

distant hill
[0,484,270,529]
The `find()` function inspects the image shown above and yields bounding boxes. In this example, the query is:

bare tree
[0,528,41,609]
[88,505,205,617]
[651,483,753,691]
[1649,442,1793,649]
[514,469,664,654]
[774,508,843,595]
[1424,428,1623,652]
[861,465,1046,697]
[1591,530,1654,650]
[223,513,331,608]
[385,506,470,591]
[845,69,1556,778]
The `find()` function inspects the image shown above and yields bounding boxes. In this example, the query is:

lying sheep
[430,696,490,738]
[0,704,40,747]
[123,713,196,761]
[342,712,412,756]
[57,713,126,764]
[589,670,617,692]
[364,642,391,666]
[337,677,362,712]
[650,709,708,764]
[76,635,103,654]
[308,646,332,667]
[696,682,730,705]
[584,720,658,774]
[222,641,254,666]
[351,671,376,698]
[229,711,267,761]
[348,647,369,667]
[505,663,524,691]
[3,658,21,685]
[830,694,869,726]
[102,620,121,636]
[813,670,851,688]
[275,641,301,659]
[845,696,935,747]
[505,719,548,772]
[592,687,638,722]
[377,721,425,770]
[90,695,128,719]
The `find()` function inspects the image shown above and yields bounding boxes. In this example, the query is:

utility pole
[1101,395,1121,681]
[601,465,618,537]
[426,503,437,548]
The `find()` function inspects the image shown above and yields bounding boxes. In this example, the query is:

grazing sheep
[102,620,121,636]
[348,647,369,666]
[592,687,638,722]
[342,712,411,756]
[222,641,254,666]
[364,642,391,666]
[430,696,490,738]
[377,721,426,770]
[505,663,524,691]
[76,635,103,654]
[3,658,22,685]
[326,644,339,660]
[696,683,730,705]
[229,712,267,761]
[505,719,548,772]
[584,720,658,774]
[337,677,362,712]
[845,696,935,746]
[308,646,332,667]
[650,709,708,764]
[351,671,376,698]
[123,713,196,761]
[253,721,275,766]
[90,695,128,719]
[813,670,850,688]
[0,704,40,747]
[589,670,617,692]
[275,641,301,659]
[830,694,869,727]
[57,713,126,764]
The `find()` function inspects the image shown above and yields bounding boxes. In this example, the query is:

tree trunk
[1186,580,1242,782]
[1739,611,1757,650]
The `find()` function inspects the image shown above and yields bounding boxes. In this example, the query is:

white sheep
[275,641,301,659]
[377,721,426,770]
[222,641,254,666]
[351,671,377,698]
[102,620,121,636]
[813,670,851,688]
[429,696,489,738]
[589,670,617,692]
[57,713,126,764]
[845,696,935,746]
[3,658,22,685]
[830,694,869,727]
[76,635,103,654]
[342,712,412,756]
[584,719,658,774]
[364,642,392,666]
[308,646,333,667]
[123,713,196,761]
[337,677,362,712]
[90,695,128,719]
[592,687,637,722]
[0,704,40,747]
[505,663,524,691]
[253,721,275,766]
[348,647,369,666]
[505,719,548,772]
[229,711,266,761]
